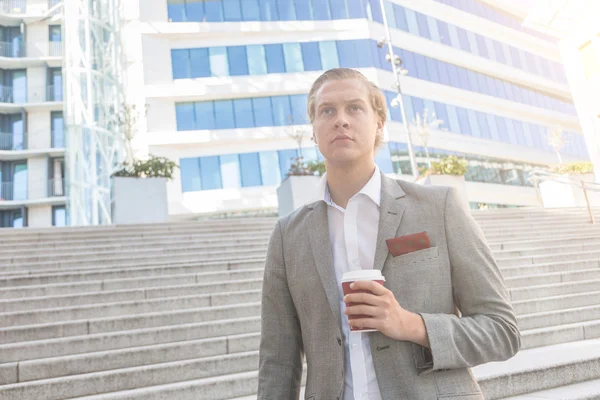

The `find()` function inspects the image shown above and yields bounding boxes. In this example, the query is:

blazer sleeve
[414,187,521,374]
[257,220,304,399]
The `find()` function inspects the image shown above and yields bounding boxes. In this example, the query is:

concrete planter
[539,173,600,208]
[416,174,469,207]
[112,177,168,224]
[276,175,321,217]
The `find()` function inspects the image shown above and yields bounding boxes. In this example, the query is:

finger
[344,292,382,306]
[345,304,380,317]
[350,317,379,331]
[350,280,388,295]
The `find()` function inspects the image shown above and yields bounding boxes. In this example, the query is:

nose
[334,111,350,129]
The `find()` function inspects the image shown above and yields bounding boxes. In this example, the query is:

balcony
[0,181,27,201]
[0,0,26,14]
[46,84,62,102]
[0,41,25,58]
[0,132,25,150]
[0,84,63,104]
[49,41,62,57]
[48,178,64,197]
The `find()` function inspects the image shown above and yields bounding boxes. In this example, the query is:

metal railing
[0,86,14,103]
[0,41,25,58]
[528,169,600,224]
[0,0,26,14]
[0,181,27,201]
[49,41,62,57]
[0,132,25,150]
[46,84,63,102]
[48,178,65,197]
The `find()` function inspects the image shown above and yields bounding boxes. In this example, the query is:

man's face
[312,79,382,166]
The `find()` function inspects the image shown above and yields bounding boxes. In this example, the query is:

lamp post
[411,108,443,167]
[378,0,419,178]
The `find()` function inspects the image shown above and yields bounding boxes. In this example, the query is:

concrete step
[513,291,600,315]
[521,320,600,349]
[496,250,600,268]
[0,316,261,363]
[495,241,600,258]
[518,304,600,330]
[0,263,265,288]
[505,268,600,288]
[0,301,262,344]
[500,259,600,278]
[484,227,600,241]
[501,377,600,399]
[509,279,600,301]
[488,233,600,251]
[480,223,600,236]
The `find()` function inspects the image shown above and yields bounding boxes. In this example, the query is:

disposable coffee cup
[342,270,386,333]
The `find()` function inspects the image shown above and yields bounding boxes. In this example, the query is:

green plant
[553,161,594,175]
[287,157,326,177]
[423,155,467,176]
[113,155,179,180]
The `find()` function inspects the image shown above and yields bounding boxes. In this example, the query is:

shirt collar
[315,165,381,207]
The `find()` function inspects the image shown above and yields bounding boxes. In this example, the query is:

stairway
[0,208,599,399]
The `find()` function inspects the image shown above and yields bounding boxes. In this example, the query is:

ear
[312,133,318,144]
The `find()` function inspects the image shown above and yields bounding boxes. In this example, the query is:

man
[257,68,520,400]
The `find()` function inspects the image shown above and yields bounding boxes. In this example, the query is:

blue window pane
[176,103,195,131]
[415,12,431,39]
[447,24,461,48]
[252,97,274,127]
[509,46,522,69]
[446,105,461,133]
[484,75,498,96]
[486,113,500,141]
[312,0,331,20]
[289,94,308,124]
[241,0,260,20]
[467,70,479,92]
[233,99,255,128]
[495,116,510,143]
[331,0,349,19]
[437,61,451,85]
[521,123,534,147]
[413,53,429,80]
[240,153,262,187]
[260,151,282,186]
[456,67,471,90]
[220,154,241,188]
[278,149,298,180]
[180,158,201,192]
[475,111,491,139]
[504,119,518,144]
[347,0,366,18]
[433,102,449,130]
[427,16,441,42]
[456,27,470,51]
[404,8,419,35]
[283,43,304,72]
[370,41,382,69]
[265,44,285,73]
[320,41,340,69]
[476,73,489,95]
[204,0,223,21]
[247,45,267,75]
[200,156,222,190]
[446,64,460,88]
[493,41,506,64]
[301,42,322,71]
[402,95,414,122]
[475,34,488,58]
[466,31,479,55]
[277,0,296,20]
[466,109,480,138]
[355,40,372,68]
[385,92,401,122]
[186,1,205,22]
[411,97,425,117]
[228,46,249,76]
[336,40,358,68]
[513,120,526,146]
[190,48,210,78]
[456,107,472,135]
[12,163,27,201]
[375,145,394,173]
[524,52,538,74]
[259,0,278,20]
[383,1,396,28]
[393,4,408,31]
[368,0,383,22]
[168,1,186,22]
[223,0,242,21]
[195,102,216,130]
[272,96,292,126]
[295,0,314,19]
[171,49,190,79]
[214,100,235,129]
[399,49,417,78]
[425,57,440,83]
[209,47,229,76]
[437,20,452,46]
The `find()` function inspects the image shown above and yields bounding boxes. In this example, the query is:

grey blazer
[258,172,521,400]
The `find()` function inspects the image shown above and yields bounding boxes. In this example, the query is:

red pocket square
[386,232,431,256]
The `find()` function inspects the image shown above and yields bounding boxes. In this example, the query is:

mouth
[333,136,353,143]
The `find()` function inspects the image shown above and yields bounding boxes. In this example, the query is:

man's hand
[343,280,430,348]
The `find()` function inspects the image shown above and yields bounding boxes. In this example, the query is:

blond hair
[307,68,387,150]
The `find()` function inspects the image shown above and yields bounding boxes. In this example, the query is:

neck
[325,159,376,209]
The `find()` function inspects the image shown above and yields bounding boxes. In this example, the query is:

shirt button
[351,344,358,348]
[337,337,342,346]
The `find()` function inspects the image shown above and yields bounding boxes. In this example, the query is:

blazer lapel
[307,200,343,333]
[373,172,407,273]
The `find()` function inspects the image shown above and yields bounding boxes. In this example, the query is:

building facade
[121,0,588,220]
[0,0,65,228]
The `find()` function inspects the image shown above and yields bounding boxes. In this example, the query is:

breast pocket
[389,246,439,270]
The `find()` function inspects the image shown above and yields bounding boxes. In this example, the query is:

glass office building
[124,0,587,217]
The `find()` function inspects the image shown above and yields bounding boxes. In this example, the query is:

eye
[349,105,363,112]
[321,107,335,116]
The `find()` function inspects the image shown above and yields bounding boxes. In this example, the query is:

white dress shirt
[314,165,383,400]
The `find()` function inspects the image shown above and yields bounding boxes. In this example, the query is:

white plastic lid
[341,269,385,282]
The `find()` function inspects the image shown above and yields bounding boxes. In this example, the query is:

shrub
[424,155,467,176]
[552,162,594,175]
[113,155,178,180]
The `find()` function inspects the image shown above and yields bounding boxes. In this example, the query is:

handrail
[528,169,600,224]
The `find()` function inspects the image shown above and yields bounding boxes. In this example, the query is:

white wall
[27,0,50,15]
[27,110,51,149]
[27,205,51,227]
[26,66,47,103]
[27,156,47,199]
[26,20,50,58]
